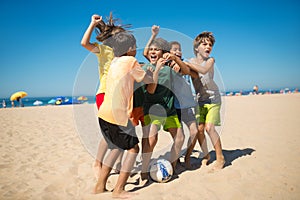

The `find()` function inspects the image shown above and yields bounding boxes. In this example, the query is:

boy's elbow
[81,41,87,47]
[81,39,90,47]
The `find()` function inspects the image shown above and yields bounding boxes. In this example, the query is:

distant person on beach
[187,31,225,171]
[16,97,24,107]
[81,12,126,180]
[140,25,185,181]
[94,31,159,198]
[2,100,6,108]
[253,85,259,95]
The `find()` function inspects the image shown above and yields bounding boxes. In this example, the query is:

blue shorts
[176,108,196,125]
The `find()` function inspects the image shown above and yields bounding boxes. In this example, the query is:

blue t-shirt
[172,73,196,109]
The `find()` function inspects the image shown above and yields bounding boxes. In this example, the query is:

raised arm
[143,25,160,59]
[187,57,215,74]
[80,14,102,53]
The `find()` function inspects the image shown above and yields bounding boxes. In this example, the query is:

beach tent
[48,96,81,105]
[48,99,56,104]
[33,100,43,106]
[55,96,67,105]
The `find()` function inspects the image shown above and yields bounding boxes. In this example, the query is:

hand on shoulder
[208,57,215,63]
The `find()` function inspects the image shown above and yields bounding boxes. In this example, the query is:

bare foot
[171,159,182,174]
[201,154,211,167]
[208,158,225,173]
[139,172,149,185]
[112,190,137,199]
[92,182,108,194]
[93,161,101,181]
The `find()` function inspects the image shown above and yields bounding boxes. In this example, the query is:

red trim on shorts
[96,93,105,110]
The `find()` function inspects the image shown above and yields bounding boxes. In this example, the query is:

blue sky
[0,0,299,98]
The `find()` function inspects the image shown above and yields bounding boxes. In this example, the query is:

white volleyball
[149,159,173,183]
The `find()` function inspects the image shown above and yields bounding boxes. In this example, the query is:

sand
[0,93,300,200]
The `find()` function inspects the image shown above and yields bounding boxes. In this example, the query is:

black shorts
[99,118,139,150]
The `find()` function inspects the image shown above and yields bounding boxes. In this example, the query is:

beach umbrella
[10,91,27,101]
[33,100,43,106]
[48,99,56,104]
[77,96,88,101]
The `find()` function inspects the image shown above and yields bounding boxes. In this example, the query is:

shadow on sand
[126,148,255,192]
[210,148,255,168]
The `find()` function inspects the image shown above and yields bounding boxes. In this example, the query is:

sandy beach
[0,93,300,200]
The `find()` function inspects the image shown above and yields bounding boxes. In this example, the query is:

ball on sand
[149,159,173,183]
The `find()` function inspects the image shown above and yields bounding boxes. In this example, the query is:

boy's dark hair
[95,12,131,45]
[193,31,215,55]
[169,41,181,48]
[150,38,170,54]
[110,32,136,57]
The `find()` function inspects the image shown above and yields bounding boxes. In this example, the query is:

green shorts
[196,104,221,126]
[144,114,181,131]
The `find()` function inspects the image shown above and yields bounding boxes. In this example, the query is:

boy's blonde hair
[193,31,215,55]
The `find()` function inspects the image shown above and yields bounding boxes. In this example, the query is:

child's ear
[127,47,133,54]
[127,46,136,56]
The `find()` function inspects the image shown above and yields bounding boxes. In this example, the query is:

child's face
[147,44,163,65]
[170,44,182,58]
[195,38,213,59]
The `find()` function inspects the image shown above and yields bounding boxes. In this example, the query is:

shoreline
[1,89,299,109]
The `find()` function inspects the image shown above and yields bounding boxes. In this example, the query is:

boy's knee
[198,124,205,133]
[179,131,185,142]
[176,131,185,144]
[205,123,214,133]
